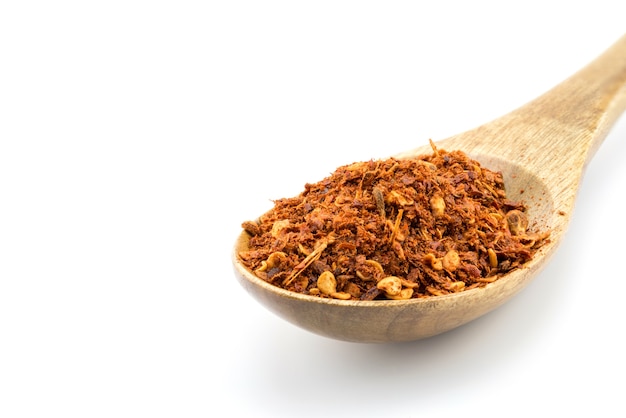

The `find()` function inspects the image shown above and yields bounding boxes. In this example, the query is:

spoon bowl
[233,35,626,343]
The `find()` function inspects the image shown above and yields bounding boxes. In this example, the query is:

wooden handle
[442,34,626,185]
[526,33,626,163]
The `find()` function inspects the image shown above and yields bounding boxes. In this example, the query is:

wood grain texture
[233,34,626,343]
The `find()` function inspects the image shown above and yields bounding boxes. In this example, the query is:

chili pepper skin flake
[238,144,550,301]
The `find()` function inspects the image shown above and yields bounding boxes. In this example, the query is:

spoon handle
[447,34,626,181]
[525,33,626,164]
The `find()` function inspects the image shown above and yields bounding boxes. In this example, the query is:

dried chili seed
[423,253,443,271]
[386,287,414,300]
[316,271,337,295]
[487,248,498,268]
[239,146,550,300]
[377,276,403,297]
[372,186,386,218]
[430,195,446,218]
[505,209,528,236]
[442,250,460,272]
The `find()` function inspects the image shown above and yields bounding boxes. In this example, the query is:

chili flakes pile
[238,145,549,301]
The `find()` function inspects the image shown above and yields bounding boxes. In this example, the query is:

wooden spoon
[232,34,626,343]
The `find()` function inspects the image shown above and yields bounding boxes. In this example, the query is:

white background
[2,1,626,417]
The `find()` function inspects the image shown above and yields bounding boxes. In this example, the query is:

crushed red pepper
[238,143,550,300]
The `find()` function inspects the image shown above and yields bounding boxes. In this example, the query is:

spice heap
[238,144,549,301]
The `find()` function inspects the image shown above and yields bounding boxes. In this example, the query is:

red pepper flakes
[238,144,550,300]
